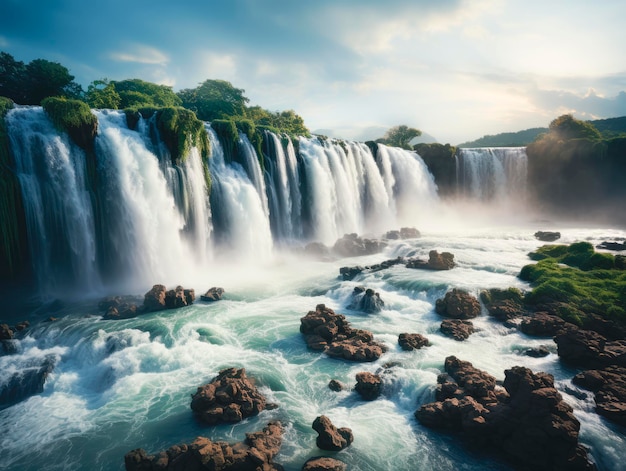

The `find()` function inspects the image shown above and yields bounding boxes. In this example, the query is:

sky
[2,0,625,144]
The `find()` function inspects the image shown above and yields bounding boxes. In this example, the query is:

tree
[178,79,249,121]
[549,114,601,141]
[376,125,422,149]
[112,78,181,109]
[23,58,80,104]
[0,52,26,102]
[85,79,121,109]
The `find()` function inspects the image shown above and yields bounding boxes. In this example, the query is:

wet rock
[100,297,139,320]
[573,366,626,426]
[201,287,225,302]
[440,319,475,341]
[406,250,455,270]
[302,456,347,471]
[519,312,569,337]
[398,333,430,351]
[328,379,345,392]
[125,421,284,471]
[190,368,267,425]
[534,231,561,241]
[555,327,626,369]
[416,356,595,471]
[596,241,626,251]
[339,257,405,281]
[384,227,420,240]
[524,345,551,358]
[0,324,13,340]
[300,304,386,362]
[332,233,387,258]
[0,356,55,408]
[480,288,526,321]
[348,286,385,313]
[435,289,481,319]
[355,372,382,401]
[312,415,353,451]
[143,284,195,313]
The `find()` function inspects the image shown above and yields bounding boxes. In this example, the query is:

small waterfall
[456,147,528,201]
[7,107,101,297]
[238,134,269,217]
[206,125,273,260]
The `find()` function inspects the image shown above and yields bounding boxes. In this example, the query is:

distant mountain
[313,126,438,144]
[458,116,626,148]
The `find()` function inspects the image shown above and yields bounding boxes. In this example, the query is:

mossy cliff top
[41,97,98,151]
[520,242,626,328]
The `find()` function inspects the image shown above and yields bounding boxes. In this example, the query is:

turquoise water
[1,225,625,470]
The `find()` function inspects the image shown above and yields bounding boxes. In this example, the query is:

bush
[41,97,97,150]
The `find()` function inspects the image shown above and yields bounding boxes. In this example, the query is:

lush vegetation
[375,125,421,150]
[458,127,547,148]
[520,242,626,327]
[41,97,98,150]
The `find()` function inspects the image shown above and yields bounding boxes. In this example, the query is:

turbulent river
[2,224,626,471]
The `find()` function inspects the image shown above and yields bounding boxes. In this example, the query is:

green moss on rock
[41,97,98,151]
[211,119,238,164]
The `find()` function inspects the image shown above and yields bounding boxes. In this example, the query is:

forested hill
[458,116,626,147]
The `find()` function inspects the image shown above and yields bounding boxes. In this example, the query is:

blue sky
[2,0,625,143]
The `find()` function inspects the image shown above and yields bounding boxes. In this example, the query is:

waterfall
[456,147,528,202]
[206,125,273,260]
[7,106,101,297]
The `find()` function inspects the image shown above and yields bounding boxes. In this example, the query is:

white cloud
[109,44,169,65]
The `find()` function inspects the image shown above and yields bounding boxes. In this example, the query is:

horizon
[2,1,626,144]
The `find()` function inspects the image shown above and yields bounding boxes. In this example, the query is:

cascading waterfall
[7,106,101,297]
[206,125,273,260]
[456,147,528,202]
[238,134,270,217]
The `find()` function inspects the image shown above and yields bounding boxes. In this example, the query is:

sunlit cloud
[109,44,169,65]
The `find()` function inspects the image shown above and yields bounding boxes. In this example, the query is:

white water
[1,225,625,471]
[7,107,101,297]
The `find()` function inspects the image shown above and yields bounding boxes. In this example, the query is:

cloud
[109,44,169,65]
[529,88,626,121]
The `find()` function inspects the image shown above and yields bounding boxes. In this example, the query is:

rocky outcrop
[519,312,569,337]
[406,250,455,270]
[524,345,551,358]
[201,287,225,302]
[596,240,626,251]
[415,356,595,471]
[354,372,382,401]
[435,289,481,319]
[398,333,430,351]
[339,257,404,281]
[573,366,626,426]
[0,324,13,340]
[125,421,283,471]
[300,304,386,362]
[555,327,626,369]
[384,227,420,240]
[0,356,55,408]
[332,233,386,258]
[190,368,268,425]
[440,319,475,341]
[143,284,195,313]
[99,296,140,320]
[312,415,353,451]
[480,288,526,321]
[534,231,561,241]
[347,286,384,313]
[302,457,347,471]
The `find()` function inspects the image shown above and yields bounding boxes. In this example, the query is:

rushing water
[2,225,626,471]
[1,108,624,471]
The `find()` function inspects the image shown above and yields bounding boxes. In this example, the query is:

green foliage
[590,116,626,139]
[156,107,210,164]
[179,79,249,122]
[376,125,422,150]
[113,79,181,109]
[211,119,239,162]
[520,243,626,328]
[480,287,524,305]
[0,52,82,104]
[85,79,121,109]
[41,97,98,150]
[457,127,547,147]
[0,96,13,115]
[549,114,602,141]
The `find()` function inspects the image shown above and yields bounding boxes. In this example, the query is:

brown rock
[312,415,353,451]
[440,319,475,341]
[143,284,167,312]
[398,333,430,350]
[406,250,455,270]
[302,456,347,471]
[519,312,569,337]
[201,287,225,302]
[573,366,626,426]
[0,324,13,340]
[355,371,382,400]
[190,368,267,425]
[435,289,481,319]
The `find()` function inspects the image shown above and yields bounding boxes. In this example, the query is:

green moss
[41,97,98,151]
[155,107,210,164]
[480,287,524,305]
[520,243,626,329]
[211,119,238,164]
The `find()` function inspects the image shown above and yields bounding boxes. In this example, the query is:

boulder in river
[435,289,481,319]
[201,287,225,302]
[312,415,353,451]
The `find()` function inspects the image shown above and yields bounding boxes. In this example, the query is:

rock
[555,327,626,369]
[312,415,353,451]
[339,257,405,281]
[519,312,569,337]
[339,265,364,281]
[384,230,401,240]
[400,227,421,239]
[440,319,475,341]
[328,379,345,392]
[534,231,561,241]
[143,284,194,313]
[480,288,526,321]
[596,241,626,251]
[348,286,385,313]
[524,345,551,358]
[0,356,55,408]
[398,333,430,350]
[302,456,347,471]
[415,356,595,471]
[573,366,626,426]
[435,289,481,319]
[300,304,386,362]
[0,324,13,340]
[190,368,267,425]
[125,421,283,471]
[201,287,225,302]
[355,372,382,400]
[304,242,331,258]
[406,250,455,270]
[332,233,387,258]
[143,284,167,312]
